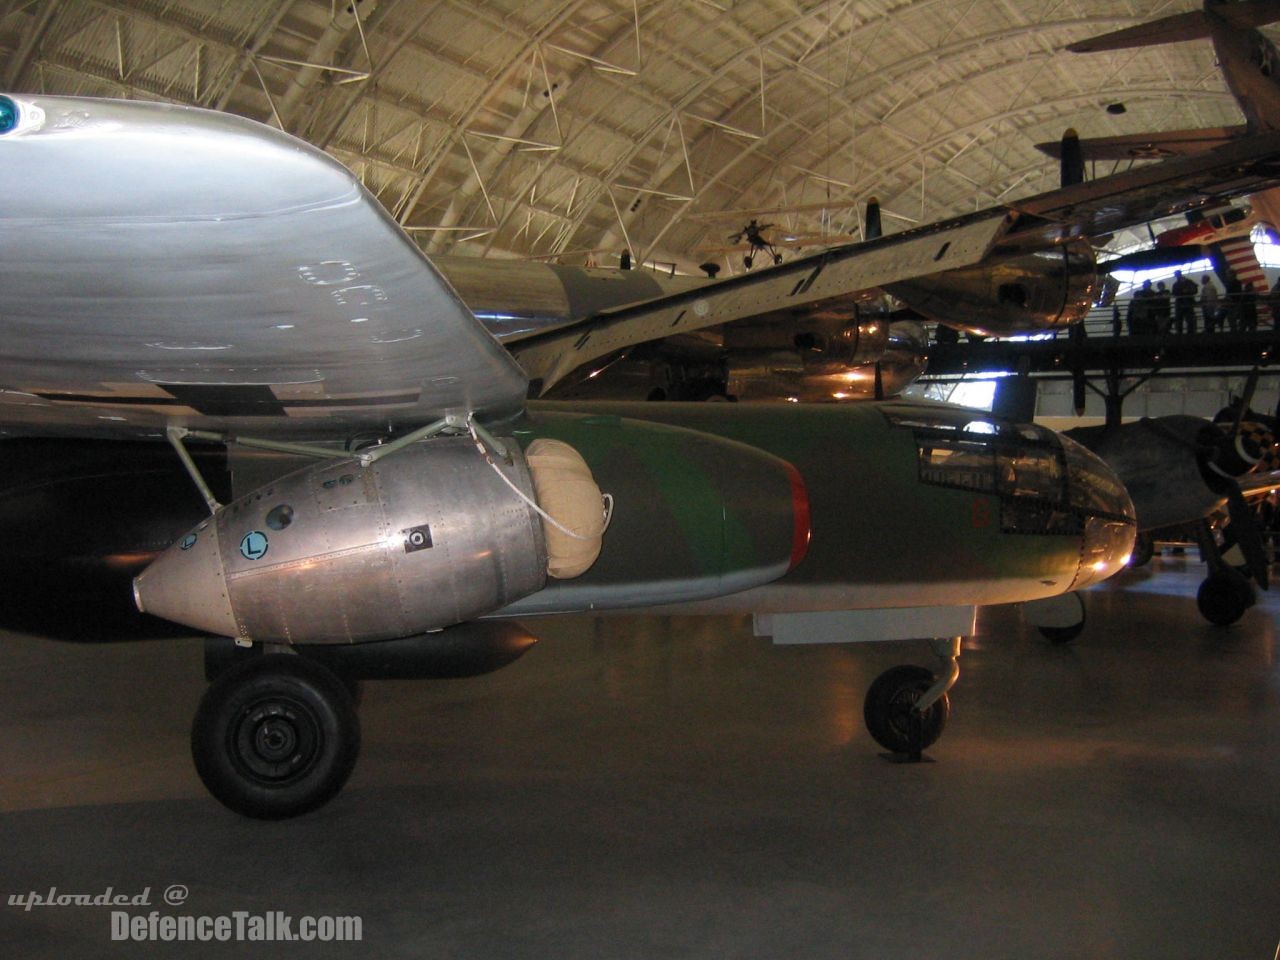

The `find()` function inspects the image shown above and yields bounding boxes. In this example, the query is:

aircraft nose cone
[1060,435,1137,589]
[133,521,238,636]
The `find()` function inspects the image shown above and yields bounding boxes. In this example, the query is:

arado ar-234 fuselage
[6,86,1255,818]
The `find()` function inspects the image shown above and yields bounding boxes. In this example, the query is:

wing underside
[1036,126,1249,161]
[511,211,1013,391]
[0,95,528,439]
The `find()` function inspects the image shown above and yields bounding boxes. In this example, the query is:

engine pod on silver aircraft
[135,436,551,644]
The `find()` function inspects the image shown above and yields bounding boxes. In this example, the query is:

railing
[939,296,1277,344]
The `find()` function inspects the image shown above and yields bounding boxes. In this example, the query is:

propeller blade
[1231,367,1262,437]
[865,197,882,241]
[1060,129,1084,187]
[1226,484,1270,590]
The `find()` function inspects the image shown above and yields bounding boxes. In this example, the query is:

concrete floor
[1,555,1278,959]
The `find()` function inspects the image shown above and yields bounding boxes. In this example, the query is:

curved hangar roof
[0,1,1266,272]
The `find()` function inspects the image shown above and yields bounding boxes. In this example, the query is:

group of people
[1123,271,1275,335]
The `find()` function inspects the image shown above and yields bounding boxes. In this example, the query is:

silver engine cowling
[885,240,1098,335]
[135,436,554,644]
[726,319,925,401]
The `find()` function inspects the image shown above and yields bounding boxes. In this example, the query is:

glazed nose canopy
[1060,435,1137,590]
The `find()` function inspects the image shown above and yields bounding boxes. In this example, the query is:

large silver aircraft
[4,88,1272,819]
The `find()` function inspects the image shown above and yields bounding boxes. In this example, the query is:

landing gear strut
[863,637,961,761]
[191,653,361,819]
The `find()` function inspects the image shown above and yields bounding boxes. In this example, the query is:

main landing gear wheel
[192,654,360,819]
[1196,569,1255,627]
[863,664,950,757]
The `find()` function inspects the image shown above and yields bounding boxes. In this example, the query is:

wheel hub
[887,689,922,736]
[234,699,319,783]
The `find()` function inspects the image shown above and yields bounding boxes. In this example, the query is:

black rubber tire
[863,664,949,754]
[1128,533,1154,568]
[341,676,363,709]
[1039,620,1085,644]
[1196,570,1255,627]
[1034,593,1086,645]
[192,654,360,819]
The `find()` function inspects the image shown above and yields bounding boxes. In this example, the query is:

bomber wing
[511,131,1280,392]
[508,211,1011,392]
[1035,126,1249,161]
[0,95,528,438]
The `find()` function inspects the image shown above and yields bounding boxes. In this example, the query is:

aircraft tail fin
[1036,125,1247,162]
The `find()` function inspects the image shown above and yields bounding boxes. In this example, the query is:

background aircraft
[1025,1,1280,624]
[345,8,1280,410]
[1039,0,1280,291]
[0,93,1138,819]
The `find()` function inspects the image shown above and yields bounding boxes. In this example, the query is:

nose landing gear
[863,636,961,761]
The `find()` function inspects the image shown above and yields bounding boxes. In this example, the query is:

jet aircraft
[0,93,1154,818]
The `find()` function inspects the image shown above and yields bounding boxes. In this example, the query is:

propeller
[726,220,774,245]
[1203,368,1273,589]
[865,197,882,241]
[1060,129,1084,188]
[1141,367,1275,589]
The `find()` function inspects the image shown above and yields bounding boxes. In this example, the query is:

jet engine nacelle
[886,240,1098,336]
[135,436,581,644]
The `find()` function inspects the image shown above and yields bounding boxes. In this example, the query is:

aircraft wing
[1000,131,1280,248]
[0,95,528,439]
[509,210,1013,391]
[1035,126,1248,161]
[1063,10,1210,52]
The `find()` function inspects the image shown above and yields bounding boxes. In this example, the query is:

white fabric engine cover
[525,438,607,579]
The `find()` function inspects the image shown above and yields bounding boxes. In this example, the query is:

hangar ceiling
[0,1,1266,272]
